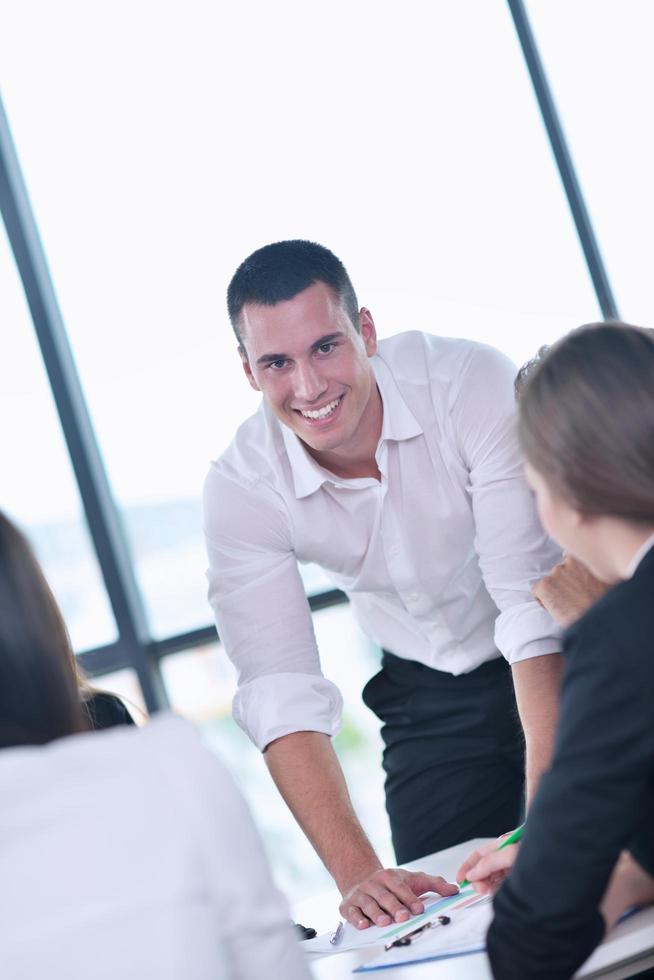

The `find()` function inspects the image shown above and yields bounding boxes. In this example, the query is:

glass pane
[0,0,599,638]
[161,603,389,898]
[0,221,117,651]
[526,0,653,325]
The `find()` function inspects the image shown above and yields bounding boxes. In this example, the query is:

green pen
[458,823,525,889]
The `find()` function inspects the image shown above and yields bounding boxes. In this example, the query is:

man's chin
[290,423,345,456]
[298,431,340,454]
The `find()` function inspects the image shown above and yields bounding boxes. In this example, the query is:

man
[203,240,562,930]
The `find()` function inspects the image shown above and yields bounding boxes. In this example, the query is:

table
[293,839,654,979]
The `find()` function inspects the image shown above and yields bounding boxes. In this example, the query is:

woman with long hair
[0,511,89,747]
[0,511,135,742]
[458,322,654,979]
[0,512,309,979]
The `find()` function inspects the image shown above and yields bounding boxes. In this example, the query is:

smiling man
[239,281,381,479]
[203,240,563,930]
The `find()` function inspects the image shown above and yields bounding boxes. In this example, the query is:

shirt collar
[625,530,654,578]
[373,353,423,444]
[280,352,423,499]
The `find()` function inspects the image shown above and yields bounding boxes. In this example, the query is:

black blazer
[487,544,654,980]
[83,691,136,730]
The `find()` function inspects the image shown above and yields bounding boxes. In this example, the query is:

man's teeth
[300,398,341,420]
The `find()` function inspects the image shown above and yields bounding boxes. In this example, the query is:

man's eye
[317,343,335,355]
[268,359,288,370]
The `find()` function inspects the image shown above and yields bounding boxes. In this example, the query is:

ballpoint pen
[384,915,450,951]
[458,822,525,888]
[329,921,344,945]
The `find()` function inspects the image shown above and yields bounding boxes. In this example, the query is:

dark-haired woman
[458,322,654,979]
[0,511,135,735]
[0,512,309,979]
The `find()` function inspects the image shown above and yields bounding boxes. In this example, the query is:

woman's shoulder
[130,711,209,756]
[569,550,653,632]
[71,710,213,775]
[135,714,236,789]
[564,553,654,681]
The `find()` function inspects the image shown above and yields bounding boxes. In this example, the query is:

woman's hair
[518,322,654,523]
[0,511,89,748]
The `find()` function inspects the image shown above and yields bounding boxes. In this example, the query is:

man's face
[238,281,378,461]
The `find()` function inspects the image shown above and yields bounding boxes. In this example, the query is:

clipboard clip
[384,914,450,951]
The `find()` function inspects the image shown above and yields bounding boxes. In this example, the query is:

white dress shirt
[0,715,309,980]
[626,531,654,577]
[204,331,561,751]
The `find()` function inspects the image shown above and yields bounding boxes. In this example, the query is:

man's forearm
[264,730,381,894]
[511,653,564,803]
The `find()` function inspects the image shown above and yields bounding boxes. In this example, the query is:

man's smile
[294,395,344,423]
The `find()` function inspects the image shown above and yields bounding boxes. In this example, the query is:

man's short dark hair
[227,240,359,343]
[514,345,550,399]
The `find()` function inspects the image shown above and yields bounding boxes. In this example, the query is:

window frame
[0,0,618,710]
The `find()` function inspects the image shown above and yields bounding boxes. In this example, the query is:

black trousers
[362,651,525,864]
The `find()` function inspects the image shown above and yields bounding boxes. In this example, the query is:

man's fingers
[359,895,392,927]
[364,882,412,921]
[339,868,460,930]
[338,900,371,930]
[408,872,459,897]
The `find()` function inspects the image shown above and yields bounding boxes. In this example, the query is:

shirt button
[407,592,419,603]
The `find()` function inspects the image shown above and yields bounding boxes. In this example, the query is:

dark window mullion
[0,95,167,712]
[507,0,619,320]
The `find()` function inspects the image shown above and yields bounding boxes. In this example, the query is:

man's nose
[294,360,327,402]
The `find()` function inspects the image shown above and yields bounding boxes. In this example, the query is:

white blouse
[0,714,310,980]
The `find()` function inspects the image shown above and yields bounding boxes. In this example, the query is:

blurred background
[1,0,652,901]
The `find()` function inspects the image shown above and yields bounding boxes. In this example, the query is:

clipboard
[353,891,492,972]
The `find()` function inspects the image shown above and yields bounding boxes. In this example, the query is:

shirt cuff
[233,672,344,751]
[495,601,563,664]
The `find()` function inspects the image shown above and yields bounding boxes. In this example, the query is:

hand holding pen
[456,824,525,893]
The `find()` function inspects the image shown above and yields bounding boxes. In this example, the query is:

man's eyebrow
[256,332,346,366]
[256,351,288,366]
[310,331,346,351]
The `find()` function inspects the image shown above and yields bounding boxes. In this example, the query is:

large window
[527,0,653,326]
[1,0,623,899]
[0,221,116,650]
[0,0,599,640]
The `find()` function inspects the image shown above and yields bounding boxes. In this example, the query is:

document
[353,890,492,972]
[302,887,490,957]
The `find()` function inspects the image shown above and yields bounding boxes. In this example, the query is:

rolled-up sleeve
[202,464,343,751]
[451,344,563,663]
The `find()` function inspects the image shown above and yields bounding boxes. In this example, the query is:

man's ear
[239,345,261,392]
[358,308,378,357]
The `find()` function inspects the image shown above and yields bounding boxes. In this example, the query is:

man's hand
[266,733,459,930]
[533,556,608,628]
[456,836,521,896]
[339,869,459,929]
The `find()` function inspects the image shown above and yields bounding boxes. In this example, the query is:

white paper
[302,888,490,956]
[355,894,492,971]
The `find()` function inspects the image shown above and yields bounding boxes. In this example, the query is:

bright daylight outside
[1,0,651,901]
